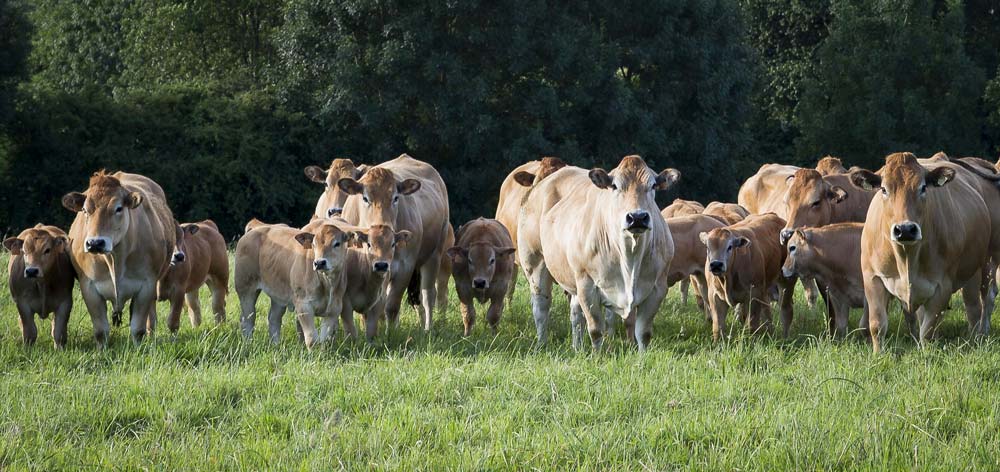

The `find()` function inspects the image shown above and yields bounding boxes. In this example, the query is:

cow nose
[313,259,329,271]
[780,229,793,245]
[473,278,487,289]
[172,251,186,264]
[24,267,40,278]
[625,210,651,230]
[709,261,725,274]
[892,222,921,242]
[84,238,106,253]
[327,207,342,218]
[373,261,389,272]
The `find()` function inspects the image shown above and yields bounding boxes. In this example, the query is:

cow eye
[362,196,370,205]
[44,248,51,255]
[879,187,888,197]
[489,258,495,264]
[610,183,618,191]
[811,201,820,208]
[393,195,399,204]
[115,206,123,214]
[919,184,927,195]
[789,245,796,253]
[333,241,341,248]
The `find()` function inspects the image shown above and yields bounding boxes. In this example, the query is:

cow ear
[589,169,614,189]
[353,230,369,245]
[513,171,536,187]
[355,164,368,179]
[734,236,751,248]
[927,167,955,187]
[3,237,23,255]
[698,232,710,246]
[795,229,810,243]
[294,232,315,249]
[495,246,516,257]
[828,186,848,203]
[185,224,199,235]
[126,191,143,209]
[337,178,364,195]
[54,236,68,251]
[446,246,466,261]
[397,179,421,195]
[849,169,881,191]
[394,230,412,244]
[62,192,86,212]
[654,168,681,190]
[304,166,328,184]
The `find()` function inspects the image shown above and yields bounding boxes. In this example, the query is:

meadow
[1,252,999,471]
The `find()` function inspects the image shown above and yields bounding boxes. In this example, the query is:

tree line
[1,0,998,238]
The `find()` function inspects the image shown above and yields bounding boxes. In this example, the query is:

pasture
[1,253,999,470]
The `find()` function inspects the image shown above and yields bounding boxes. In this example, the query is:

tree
[0,0,31,127]
[795,0,987,169]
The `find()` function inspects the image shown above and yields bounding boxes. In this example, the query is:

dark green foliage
[0,0,30,128]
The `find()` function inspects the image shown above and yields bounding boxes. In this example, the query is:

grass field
[2,252,1000,470]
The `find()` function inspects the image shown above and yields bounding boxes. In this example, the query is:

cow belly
[93,277,146,303]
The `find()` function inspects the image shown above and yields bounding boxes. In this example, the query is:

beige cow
[779,168,874,245]
[663,214,725,317]
[3,225,76,347]
[815,156,848,175]
[62,171,175,345]
[235,220,359,347]
[661,198,705,218]
[782,223,865,337]
[702,202,749,225]
[700,213,791,341]
[157,220,229,333]
[305,158,369,219]
[446,218,516,336]
[519,155,677,351]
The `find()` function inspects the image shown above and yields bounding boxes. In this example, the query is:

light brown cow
[661,198,705,219]
[700,213,791,341]
[446,218,516,336]
[782,223,865,337]
[849,152,1000,352]
[519,155,677,351]
[663,214,725,316]
[702,202,749,225]
[495,157,568,301]
[235,221,359,347]
[157,220,229,334]
[816,156,848,175]
[62,171,175,345]
[3,225,76,347]
[305,158,369,219]
[779,168,875,245]
[336,154,450,332]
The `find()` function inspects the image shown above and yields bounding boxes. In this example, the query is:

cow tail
[406,271,422,306]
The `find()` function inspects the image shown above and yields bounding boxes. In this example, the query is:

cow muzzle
[473,278,488,290]
[171,251,186,265]
[781,265,795,278]
[891,221,922,244]
[709,260,725,275]
[373,261,390,273]
[313,258,330,271]
[327,207,343,218]
[84,237,111,254]
[779,229,793,246]
[24,267,40,278]
[624,210,651,234]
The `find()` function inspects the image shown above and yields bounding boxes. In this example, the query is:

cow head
[294,223,357,273]
[305,159,368,219]
[815,156,847,175]
[780,169,848,244]
[337,162,421,227]
[354,224,411,274]
[781,229,813,278]
[513,157,568,187]
[170,223,200,266]
[62,171,144,254]
[588,155,679,235]
[447,243,515,291]
[700,228,750,276]
[849,152,955,246]
[3,226,68,279]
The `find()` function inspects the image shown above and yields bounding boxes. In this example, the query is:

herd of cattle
[6,152,1000,353]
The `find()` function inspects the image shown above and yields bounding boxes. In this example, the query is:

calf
[3,225,76,347]
[700,213,790,341]
[157,220,229,333]
[815,156,848,175]
[702,202,748,225]
[664,214,725,315]
[661,198,705,218]
[446,218,516,336]
[782,223,865,337]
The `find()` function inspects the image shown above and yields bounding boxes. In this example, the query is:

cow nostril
[313,259,328,270]
[327,207,342,218]
[24,268,39,278]
[780,229,792,244]
[709,261,724,272]
[373,261,389,272]
[473,278,487,288]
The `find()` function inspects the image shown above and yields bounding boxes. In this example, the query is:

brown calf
[157,220,229,333]
[4,225,76,347]
[447,218,516,336]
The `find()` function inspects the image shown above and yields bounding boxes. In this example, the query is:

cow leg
[864,276,891,353]
[962,271,986,337]
[778,277,795,338]
[575,279,606,352]
[749,296,773,336]
[364,298,385,343]
[52,301,71,349]
[486,293,505,336]
[679,277,690,305]
[525,263,554,344]
[802,277,820,309]
[318,316,337,344]
[709,292,729,342]
[267,299,287,345]
[692,274,710,322]
[506,267,519,305]
[130,284,157,344]
[165,290,184,334]
[917,289,951,347]
[832,295,850,339]
[339,300,358,339]
[436,257,450,317]
[634,282,668,352]
[15,302,37,346]
[980,265,996,335]
[296,308,319,349]
[237,287,260,339]
[419,257,440,332]
[456,284,476,337]
[568,296,586,350]
[185,291,203,328]
[383,270,408,330]
[81,281,110,347]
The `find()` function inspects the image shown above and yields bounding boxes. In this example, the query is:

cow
[62,171,175,345]
[519,155,677,351]
[782,223,865,337]
[446,218,516,336]
[304,158,369,220]
[3,225,76,347]
[779,168,875,245]
[495,157,568,302]
[849,152,1000,352]
[700,213,791,341]
[157,220,229,334]
[663,214,725,317]
[661,198,705,219]
[235,220,359,347]
[702,202,749,225]
[816,156,848,175]
[335,154,450,332]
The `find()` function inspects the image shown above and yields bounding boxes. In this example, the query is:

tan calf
[700,213,791,341]
[446,218,516,336]
[661,198,705,218]
[815,156,848,175]
[4,225,76,347]
[702,202,749,225]
[157,220,229,333]
[782,223,865,337]
[664,214,725,316]
[780,168,874,245]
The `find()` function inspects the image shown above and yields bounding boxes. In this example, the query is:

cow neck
[102,234,134,314]
[890,241,926,310]
[606,212,652,311]
[349,247,388,297]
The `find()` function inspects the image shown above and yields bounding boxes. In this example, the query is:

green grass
[2,252,1000,470]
